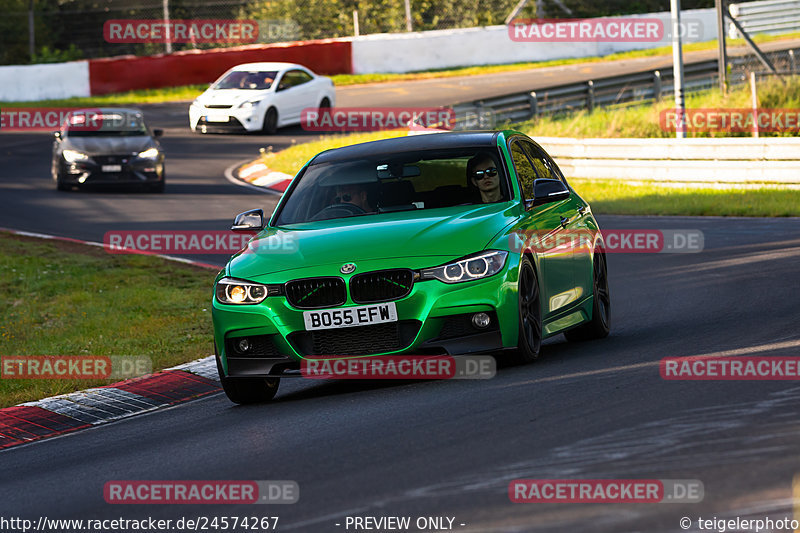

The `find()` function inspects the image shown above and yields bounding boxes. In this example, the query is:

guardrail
[450,47,800,127]
[728,0,800,39]
[536,136,800,183]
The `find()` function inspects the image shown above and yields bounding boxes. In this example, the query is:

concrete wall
[0,61,90,101]
[351,8,716,74]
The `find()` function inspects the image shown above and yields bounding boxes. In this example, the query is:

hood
[196,89,271,107]
[64,135,155,155]
[228,203,519,280]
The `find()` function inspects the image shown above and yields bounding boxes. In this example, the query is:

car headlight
[137,147,160,159]
[62,149,89,163]
[215,278,268,305]
[419,251,508,283]
[238,99,262,109]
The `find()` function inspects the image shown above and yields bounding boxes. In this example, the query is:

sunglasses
[473,167,498,179]
[334,193,353,203]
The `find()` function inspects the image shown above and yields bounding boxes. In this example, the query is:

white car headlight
[137,148,160,159]
[215,278,268,305]
[238,99,262,109]
[62,149,89,163]
[419,251,508,283]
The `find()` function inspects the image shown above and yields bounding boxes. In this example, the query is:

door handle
[577,206,587,216]
[560,216,569,228]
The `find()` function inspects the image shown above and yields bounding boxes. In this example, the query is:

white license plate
[303,302,398,331]
[206,114,229,123]
[101,164,122,172]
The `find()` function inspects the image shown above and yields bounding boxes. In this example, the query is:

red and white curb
[0,356,221,450]
[225,159,293,194]
[0,228,224,451]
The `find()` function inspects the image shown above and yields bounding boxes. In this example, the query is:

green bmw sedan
[212,130,610,403]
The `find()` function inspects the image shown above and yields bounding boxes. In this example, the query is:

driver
[467,153,503,203]
[334,183,375,212]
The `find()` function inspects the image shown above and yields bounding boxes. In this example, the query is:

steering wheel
[310,202,366,221]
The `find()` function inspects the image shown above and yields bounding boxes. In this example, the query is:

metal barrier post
[528,92,539,119]
[653,71,662,102]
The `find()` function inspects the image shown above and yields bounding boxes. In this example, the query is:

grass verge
[3,33,799,107]
[570,179,800,217]
[0,232,217,408]
[259,130,407,173]
[514,76,800,138]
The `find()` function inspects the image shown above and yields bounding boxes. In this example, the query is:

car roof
[311,131,502,164]
[71,107,143,115]
[229,62,307,72]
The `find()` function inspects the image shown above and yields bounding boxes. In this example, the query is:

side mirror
[152,128,164,138]
[232,209,265,232]
[53,131,61,140]
[531,178,570,207]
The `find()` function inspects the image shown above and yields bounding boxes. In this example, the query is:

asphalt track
[1,52,800,532]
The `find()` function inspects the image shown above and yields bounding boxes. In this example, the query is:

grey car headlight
[215,277,268,305]
[136,147,160,159]
[419,250,508,283]
[238,99,262,109]
[62,149,89,163]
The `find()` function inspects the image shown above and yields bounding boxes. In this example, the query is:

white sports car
[189,62,336,134]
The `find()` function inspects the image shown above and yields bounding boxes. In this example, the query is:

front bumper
[189,104,262,133]
[212,256,521,377]
[57,156,164,185]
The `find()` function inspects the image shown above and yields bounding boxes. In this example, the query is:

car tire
[149,181,165,193]
[319,97,331,110]
[215,355,279,404]
[56,179,70,191]
[510,255,542,365]
[565,249,610,342]
[262,107,278,135]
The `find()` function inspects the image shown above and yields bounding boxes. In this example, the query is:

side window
[293,70,313,85]
[521,141,567,184]
[278,70,312,91]
[509,140,538,200]
[276,72,295,91]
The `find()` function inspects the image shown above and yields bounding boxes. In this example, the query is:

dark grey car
[51,108,165,192]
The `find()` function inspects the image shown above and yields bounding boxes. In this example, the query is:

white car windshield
[213,70,278,90]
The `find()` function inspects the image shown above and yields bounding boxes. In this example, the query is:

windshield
[64,111,149,137]
[213,70,278,90]
[275,148,510,225]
